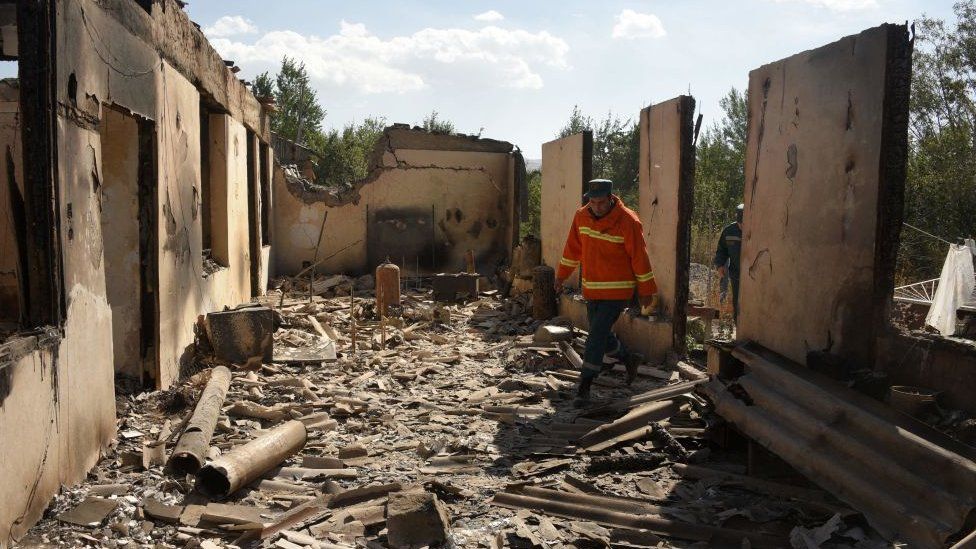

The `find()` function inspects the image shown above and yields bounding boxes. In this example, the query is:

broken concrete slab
[533,324,572,344]
[386,490,452,548]
[142,499,184,524]
[56,497,119,527]
[205,306,274,364]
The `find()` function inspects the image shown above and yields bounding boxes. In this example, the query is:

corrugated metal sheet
[701,342,976,548]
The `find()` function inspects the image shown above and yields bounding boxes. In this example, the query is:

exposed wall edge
[277,126,515,207]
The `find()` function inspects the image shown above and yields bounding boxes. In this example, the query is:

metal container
[375,261,401,318]
[889,385,940,418]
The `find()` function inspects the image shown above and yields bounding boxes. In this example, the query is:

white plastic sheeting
[925,244,976,336]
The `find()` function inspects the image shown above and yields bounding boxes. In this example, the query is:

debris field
[22,280,892,549]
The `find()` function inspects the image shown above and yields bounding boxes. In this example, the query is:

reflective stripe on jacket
[556,195,657,300]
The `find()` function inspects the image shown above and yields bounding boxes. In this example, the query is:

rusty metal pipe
[168,366,232,474]
[196,420,307,499]
[491,491,786,547]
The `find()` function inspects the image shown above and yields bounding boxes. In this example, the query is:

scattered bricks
[205,306,274,364]
[386,490,451,548]
[431,273,480,302]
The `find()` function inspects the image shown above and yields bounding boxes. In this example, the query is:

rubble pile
[22,282,890,548]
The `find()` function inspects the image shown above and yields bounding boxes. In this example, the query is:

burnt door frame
[137,119,160,388]
[246,130,260,296]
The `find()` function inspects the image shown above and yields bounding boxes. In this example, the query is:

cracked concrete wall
[738,24,911,368]
[0,80,20,324]
[0,1,274,544]
[272,131,517,276]
[639,96,695,355]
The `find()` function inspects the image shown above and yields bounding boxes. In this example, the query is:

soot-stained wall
[639,96,696,354]
[273,128,519,277]
[0,1,273,545]
[737,24,911,368]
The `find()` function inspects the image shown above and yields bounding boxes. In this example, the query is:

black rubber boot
[624,353,641,385]
[573,376,593,408]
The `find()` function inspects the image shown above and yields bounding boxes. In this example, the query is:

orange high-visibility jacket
[556,195,657,300]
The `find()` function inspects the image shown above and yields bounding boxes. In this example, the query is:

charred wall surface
[737,24,912,369]
[639,96,696,354]
[0,1,274,545]
[272,127,520,277]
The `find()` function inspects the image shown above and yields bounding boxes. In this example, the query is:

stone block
[431,273,479,302]
[205,306,273,364]
[386,490,451,548]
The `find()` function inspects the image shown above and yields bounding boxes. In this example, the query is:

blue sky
[85,2,976,158]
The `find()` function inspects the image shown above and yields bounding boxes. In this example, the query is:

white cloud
[611,9,666,40]
[771,0,878,10]
[204,15,258,38]
[210,21,569,94]
[474,10,505,22]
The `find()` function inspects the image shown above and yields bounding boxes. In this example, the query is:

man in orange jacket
[555,179,658,406]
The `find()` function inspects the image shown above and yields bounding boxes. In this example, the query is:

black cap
[584,179,613,199]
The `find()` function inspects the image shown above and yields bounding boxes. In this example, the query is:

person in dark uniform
[714,204,743,321]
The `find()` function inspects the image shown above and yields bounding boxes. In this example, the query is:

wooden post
[350,290,357,353]
[532,265,556,320]
[465,249,476,274]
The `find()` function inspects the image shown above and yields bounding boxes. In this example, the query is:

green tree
[315,117,388,187]
[557,107,640,208]
[691,87,748,264]
[899,4,976,281]
[520,169,543,237]
[270,57,326,145]
[422,110,455,134]
[251,71,274,99]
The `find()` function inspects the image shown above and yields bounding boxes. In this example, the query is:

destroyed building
[0,0,273,543]
[271,125,524,278]
[2,4,976,549]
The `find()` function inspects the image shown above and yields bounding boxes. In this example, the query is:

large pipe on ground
[168,366,232,474]
[196,420,307,499]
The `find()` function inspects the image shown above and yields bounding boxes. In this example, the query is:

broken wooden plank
[491,489,786,547]
[577,400,685,452]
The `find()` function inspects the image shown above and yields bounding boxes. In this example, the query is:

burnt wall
[638,96,696,354]
[0,80,21,325]
[272,129,518,277]
[737,24,912,368]
[0,0,274,544]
